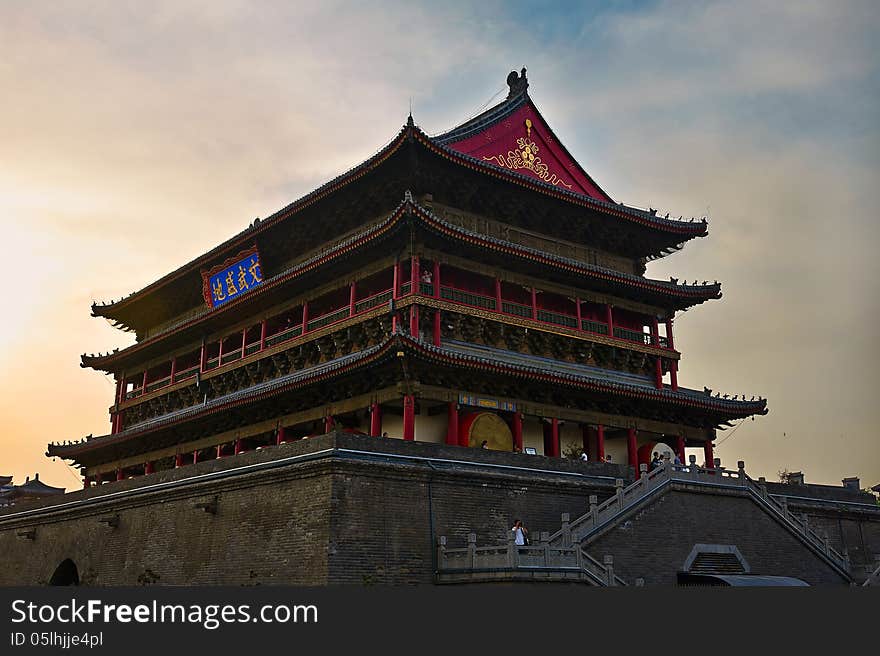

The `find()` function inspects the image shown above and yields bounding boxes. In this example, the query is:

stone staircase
[545,460,851,579]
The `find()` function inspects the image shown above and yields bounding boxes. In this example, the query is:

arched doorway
[459,412,513,450]
[637,441,676,469]
[49,559,79,586]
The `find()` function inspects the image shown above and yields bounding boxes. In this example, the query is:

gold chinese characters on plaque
[482,118,572,189]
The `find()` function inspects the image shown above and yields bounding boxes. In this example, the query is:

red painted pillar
[83,476,90,489]
[370,402,382,437]
[651,317,660,346]
[670,360,679,391]
[116,468,124,481]
[144,461,154,475]
[324,415,335,434]
[260,319,267,351]
[403,395,415,441]
[512,412,523,452]
[193,450,199,465]
[276,425,286,446]
[606,304,614,337]
[175,453,184,468]
[409,304,419,337]
[543,418,560,457]
[704,441,715,469]
[391,263,400,333]
[410,256,419,295]
[199,339,207,372]
[169,357,178,385]
[349,280,357,316]
[301,301,309,335]
[654,357,663,389]
[575,298,582,331]
[627,428,638,478]
[494,278,502,312]
[216,444,223,459]
[240,328,247,358]
[433,261,441,299]
[234,438,243,455]
[531,287,538,320]
[433,311,441,346]
[141,369,148,396]
[447,402,459,446]
[217,336,224,367]
[596,424,606,461]
[665,317,675,350]
[676,435,686,465]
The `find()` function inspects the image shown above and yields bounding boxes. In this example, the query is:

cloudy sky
[1,0,878,491]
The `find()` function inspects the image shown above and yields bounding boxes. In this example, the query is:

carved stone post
[604,555,615,586]
[589,494,599,526]
[541,532,550,567]
[737,460,746,483]
[615,478,624,511]
[561,513,571,547]
[507,529,516,568]
[467,533,476,569]
[437,536,447,570]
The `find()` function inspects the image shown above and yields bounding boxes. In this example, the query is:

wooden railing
[122,277,673,400]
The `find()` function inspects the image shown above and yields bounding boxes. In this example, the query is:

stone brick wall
[587,487,851,586]
[0,433,875,586]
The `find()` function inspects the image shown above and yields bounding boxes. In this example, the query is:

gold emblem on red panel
[482,118,572,189]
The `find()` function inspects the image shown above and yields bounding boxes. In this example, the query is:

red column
[575,298,582,331]
[665,317,675,349]
[670,360,679,391]
[512,412,523,452]
[606,304,614,337]
[199,340,207,372]
[169,357,177,385]
[83,476,90,489]
[596,424,606,461]
[651,317,660,346]
[447,402,459,446]
[410,256,419,295]
[240,328,247,358]
[704,441,715,469]
[349,281,357,316]
[216,444,223,459]
[433,261,441,299]
[531,287,538,320]
[234,439,242,455]
[260,319,267,351]
[324,415,335,434]
[144,461,154,475]
[627,428,639,478]
[676,435,686,465]
[370,402,382,437]
[654,357,663,389]
[193,450,199,465]
[494,278,502,312]
[392,261,400,299]
[141,370,148,395]
[217,336,224,366]
[175,453,184,468]
[409,305,419,337]
[276,425,286,445]
[403,395,415,441]
[543,418,560,457]
[116,468,124,481]
[433,311,441,346]
[301,301,309,335]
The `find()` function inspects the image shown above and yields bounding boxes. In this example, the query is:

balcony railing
[123,278,673,402]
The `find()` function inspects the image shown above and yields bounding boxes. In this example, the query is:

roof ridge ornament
[506,67,528,99]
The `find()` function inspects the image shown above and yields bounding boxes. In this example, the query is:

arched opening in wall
[48,559,79,586]
[459,412,513,451]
